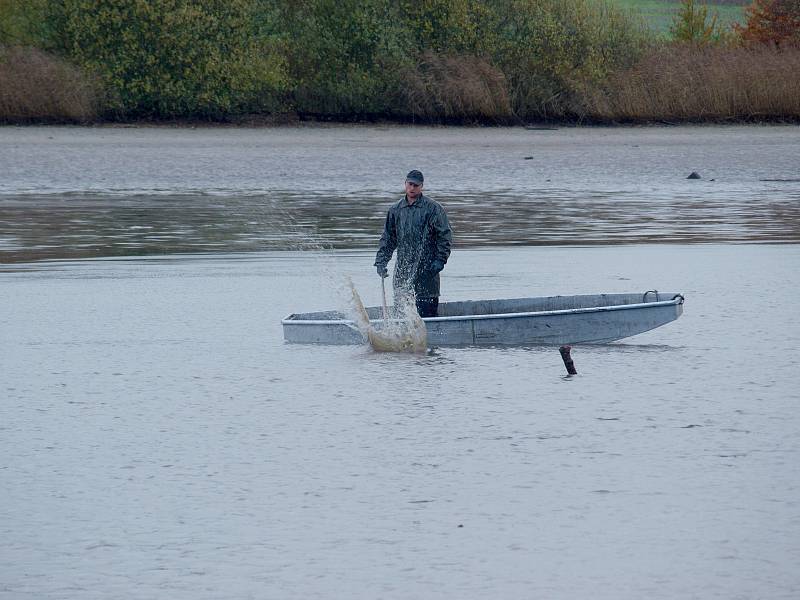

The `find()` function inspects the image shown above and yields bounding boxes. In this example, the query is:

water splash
[348,278,427,353]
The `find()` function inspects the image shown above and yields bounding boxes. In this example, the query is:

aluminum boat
[282,291,684,346]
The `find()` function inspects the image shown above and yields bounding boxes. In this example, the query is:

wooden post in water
[559,345,577,375]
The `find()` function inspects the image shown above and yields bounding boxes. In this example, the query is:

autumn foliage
[735,0,800,46]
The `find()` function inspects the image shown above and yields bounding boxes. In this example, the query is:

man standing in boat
[374,170,452,318]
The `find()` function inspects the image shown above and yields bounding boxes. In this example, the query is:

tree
[735,0,800,46]
[670,0,720,46]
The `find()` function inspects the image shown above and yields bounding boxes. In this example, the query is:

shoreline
[3,114,799,128]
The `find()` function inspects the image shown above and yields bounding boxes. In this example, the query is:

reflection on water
[1,124,799,263]
[1,187,799,263]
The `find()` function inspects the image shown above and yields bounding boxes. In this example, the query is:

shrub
[398,0,495,54]
[735,0,800,46]
[488,0,648,119]
[0,45,98,122]
[0,0,54,47]
[50,0,288,118]
[275,0,407,117]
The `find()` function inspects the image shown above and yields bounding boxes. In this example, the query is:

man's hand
[377,265,388,278]
[431,260,445,274]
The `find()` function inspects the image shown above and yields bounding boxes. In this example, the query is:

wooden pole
[559,345,577,375]
[381,277,389,324]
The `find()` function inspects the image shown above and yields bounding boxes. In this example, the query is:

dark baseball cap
[405,170,424,184]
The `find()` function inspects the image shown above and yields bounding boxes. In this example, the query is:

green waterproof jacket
[374,194,452,299]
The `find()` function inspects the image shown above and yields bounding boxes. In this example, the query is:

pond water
[1,124,799,261]
[1,125,799,599]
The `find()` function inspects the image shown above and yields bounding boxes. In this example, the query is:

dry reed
[399,52,513,122]
[0,46,99,123]
[582,44,800,122]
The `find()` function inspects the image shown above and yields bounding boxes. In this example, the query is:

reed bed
[399,52,513,122]
[582,44,800,122]
[0,46,98,122]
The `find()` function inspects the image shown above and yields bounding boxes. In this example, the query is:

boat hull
[282,292,684,347]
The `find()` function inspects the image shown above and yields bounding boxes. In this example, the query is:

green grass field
[613,0,747,35]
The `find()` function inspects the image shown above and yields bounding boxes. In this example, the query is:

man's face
[405,180,423,200]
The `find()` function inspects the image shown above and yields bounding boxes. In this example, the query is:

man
[374,170,452,318]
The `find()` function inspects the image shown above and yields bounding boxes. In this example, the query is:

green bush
[275,0,406,116]
[488,0,648,119]
[0,0,656,122]
[0,0,54,47]
[274,0,504,117]
[272,0,649,121]
[398,0,494,54]
[50,0,288,118]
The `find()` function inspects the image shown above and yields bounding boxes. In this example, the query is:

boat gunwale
[282,295,684,327]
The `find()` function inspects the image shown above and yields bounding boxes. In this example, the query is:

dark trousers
[416,297,439,318]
